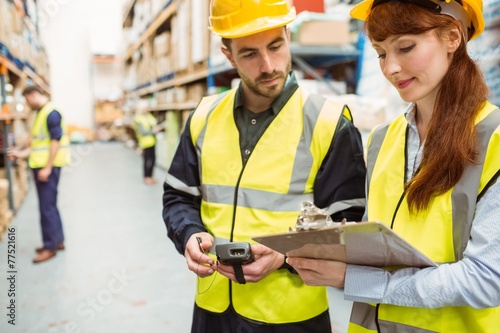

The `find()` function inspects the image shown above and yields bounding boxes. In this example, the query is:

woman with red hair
[288,0,500,331]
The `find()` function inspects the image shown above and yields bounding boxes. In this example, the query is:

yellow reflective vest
[190,87,352,324]
[134,113,157,149]
[349,102,500,333]
[29,102,71,169]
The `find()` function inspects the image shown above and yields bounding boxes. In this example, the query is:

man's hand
[286,257,347,288]
[6,148,30,161]
[216,244,284,283]
[184,232,215,278]
[37,166,52,182]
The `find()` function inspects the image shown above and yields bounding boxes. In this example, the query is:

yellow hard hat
[209,0,296,39]
[350,0,484,40]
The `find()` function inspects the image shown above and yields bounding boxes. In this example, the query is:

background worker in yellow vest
[133,102,162,185]
[288,0,500,332]
[162,0,366,332]
[8,86,71,264]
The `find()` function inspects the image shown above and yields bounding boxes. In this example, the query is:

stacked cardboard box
[95,101,124,124]
[124,0,212,91]
[0,0,50,83]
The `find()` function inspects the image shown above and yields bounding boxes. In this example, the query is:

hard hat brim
[211,7,296,39]
[350,0,484,39]
[350,0,374,21]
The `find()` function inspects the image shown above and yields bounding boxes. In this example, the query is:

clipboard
[252,221,437,268]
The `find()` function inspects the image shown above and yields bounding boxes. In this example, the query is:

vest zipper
[390,126,410,229]
[228,154,250,306]
[375,303,381,332]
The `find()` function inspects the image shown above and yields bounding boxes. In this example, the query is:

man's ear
[221,47,236,68]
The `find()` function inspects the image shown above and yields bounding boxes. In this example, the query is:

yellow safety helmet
[209,0,296,39]
[350,0,484,40]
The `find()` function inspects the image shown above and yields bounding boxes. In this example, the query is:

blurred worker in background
[162,0,367,332]
[8,85,71,264]
[133,101,162,185]
[288,0,500,332]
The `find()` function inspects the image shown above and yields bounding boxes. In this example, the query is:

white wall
[91,61,124,102]
[37,0,127,129]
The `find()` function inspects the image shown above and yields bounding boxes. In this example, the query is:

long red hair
[366,3,489,213]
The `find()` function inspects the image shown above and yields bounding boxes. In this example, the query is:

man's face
[23,92,44,110]
[222,27,292,101]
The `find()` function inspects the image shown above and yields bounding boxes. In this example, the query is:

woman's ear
[447,26,462,53]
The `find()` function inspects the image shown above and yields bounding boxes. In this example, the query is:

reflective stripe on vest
[350,102,500,333]
[29,102,71,168]
[188,87,348,323]
[134,113,157,149]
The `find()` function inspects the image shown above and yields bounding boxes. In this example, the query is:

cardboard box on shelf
[291,11,350,46]
[173,86,187,103]
[0,178,9,201]
[0,208,14,237]
[293,20,349,45]
[190,0,210,64]
[95,102,124,123]
[153,32,170,58]
[178,0,190,71]
[0,198,10,218]
[187,83,206,102]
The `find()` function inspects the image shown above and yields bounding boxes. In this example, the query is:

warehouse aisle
[0,142,351,333]
[0,142,195,333]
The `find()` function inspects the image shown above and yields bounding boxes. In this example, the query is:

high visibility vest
[134,113,157,149]
[190,87,352,324]
[29,102,71,168]
[349,102,500,333]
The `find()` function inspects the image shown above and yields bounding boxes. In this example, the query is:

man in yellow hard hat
[162,0,367,332]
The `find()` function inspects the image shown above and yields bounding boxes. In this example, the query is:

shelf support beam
[292,55,344,95]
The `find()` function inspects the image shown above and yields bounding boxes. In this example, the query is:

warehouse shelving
[0,57,30,218]
[0,0,49,232]
[123,0,176,62]
[128,66,208,99]
[121,0,361,170]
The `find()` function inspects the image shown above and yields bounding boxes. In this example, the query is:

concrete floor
[0,142,352,333]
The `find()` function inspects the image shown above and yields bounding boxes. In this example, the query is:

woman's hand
[287,257,347,288]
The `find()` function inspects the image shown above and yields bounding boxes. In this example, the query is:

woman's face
[372,29,458,104]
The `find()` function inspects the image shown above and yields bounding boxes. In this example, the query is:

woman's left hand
[287,257,347,288]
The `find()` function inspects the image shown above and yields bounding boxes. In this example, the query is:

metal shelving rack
[0,0,50,213]
[0,60,15,212]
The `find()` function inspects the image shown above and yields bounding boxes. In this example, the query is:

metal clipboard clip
[294,201,342,231]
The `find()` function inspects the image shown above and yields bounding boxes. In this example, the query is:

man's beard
[238,60,291,99]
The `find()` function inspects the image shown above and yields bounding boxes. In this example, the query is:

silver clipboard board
[252,221,437,268]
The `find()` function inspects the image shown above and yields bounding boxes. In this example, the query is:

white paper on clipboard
[252,221,437,268]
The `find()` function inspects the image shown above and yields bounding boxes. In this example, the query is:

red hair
[366,3,489,213]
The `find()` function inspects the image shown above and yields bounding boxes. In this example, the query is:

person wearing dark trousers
[8,85,71,263]
[142,145,156,180]
[162,1,366,331]
[134,106,161,185]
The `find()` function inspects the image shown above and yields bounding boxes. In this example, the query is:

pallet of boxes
[0,160,29,239]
